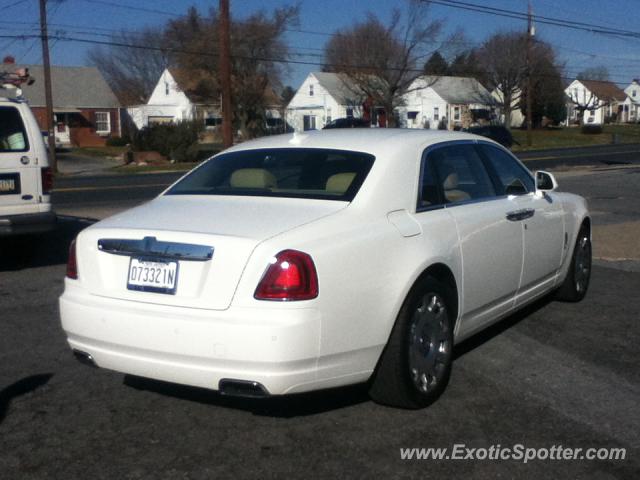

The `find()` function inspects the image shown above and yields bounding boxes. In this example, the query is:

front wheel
[556,224,591,302]
[369,276,454,409]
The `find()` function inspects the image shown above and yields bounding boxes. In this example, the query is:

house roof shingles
[313,72,361,105]
[0,64,120,108]
[427,76,493,105]
[578,80,626,102]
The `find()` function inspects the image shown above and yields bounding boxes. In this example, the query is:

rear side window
[0,106,29,153]
[166,148,375,201]
[478,144,534,195]
[422,144,496,205]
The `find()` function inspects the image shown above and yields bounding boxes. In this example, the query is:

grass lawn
[110,161,201,174]
[69,146,128,158]
[511,124,640,151]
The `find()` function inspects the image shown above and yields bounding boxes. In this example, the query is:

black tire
[556,224,591,302]
[369,276,454,409]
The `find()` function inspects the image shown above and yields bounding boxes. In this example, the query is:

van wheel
[556,225,591,302]
[369,276,454,409]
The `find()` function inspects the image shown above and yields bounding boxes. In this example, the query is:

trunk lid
[77,195,346,310]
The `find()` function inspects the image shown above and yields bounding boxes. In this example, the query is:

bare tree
[577,66,610,82]
[164,5,298,138]
[477,32,559,129]
[323,0,442,127]
[476,32,527,129]
[87,27,168,105]
[566,82,610,126]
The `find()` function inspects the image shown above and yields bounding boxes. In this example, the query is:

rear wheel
[369,276,454,409]
[556,224,591,302]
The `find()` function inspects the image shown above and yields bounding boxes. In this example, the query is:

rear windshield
[166,148,375,201]
[0,106,29,153]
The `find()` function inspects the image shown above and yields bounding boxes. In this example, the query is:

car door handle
[506,208,535,221]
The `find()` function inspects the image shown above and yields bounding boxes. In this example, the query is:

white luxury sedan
[59,129,591,409]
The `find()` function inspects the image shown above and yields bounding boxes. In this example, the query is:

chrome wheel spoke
[408,292,451,393]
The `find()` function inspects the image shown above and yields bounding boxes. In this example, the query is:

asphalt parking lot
[1,165,639,478]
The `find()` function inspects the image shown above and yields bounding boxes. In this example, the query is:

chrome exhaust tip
[72,349,97,368]
[218,378,269,398]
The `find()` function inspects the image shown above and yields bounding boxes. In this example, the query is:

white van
[0,96,55,236]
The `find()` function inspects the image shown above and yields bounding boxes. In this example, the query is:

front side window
[95,112,110,133]
[0,106,29,153]
[478,144,534,195]
[420,143,496,206]
[166,148,375,202]
[309,84,314,97]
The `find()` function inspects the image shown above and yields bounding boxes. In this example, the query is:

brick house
[0,64,121,147]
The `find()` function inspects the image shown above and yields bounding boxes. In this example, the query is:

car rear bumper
[60,282,327,395]
[0,211,56,236]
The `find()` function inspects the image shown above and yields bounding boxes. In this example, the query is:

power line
[426,0,640,39]
[0,32,636,86]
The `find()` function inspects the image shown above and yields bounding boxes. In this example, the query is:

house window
[309,84,314,97]
[453,106,460,121]
[204,116,222,128]
[433,107,439,121]
[95,112,110,134]
[346,108,354,118]
[165,82,170,96]
[326,107,332,125]
[633,90,637,98]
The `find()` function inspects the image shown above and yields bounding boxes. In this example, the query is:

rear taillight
[66,239,78,279]
[41,167,53,194]
[254,250,318,301]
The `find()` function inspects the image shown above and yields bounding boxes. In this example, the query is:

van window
[0,106,29,153]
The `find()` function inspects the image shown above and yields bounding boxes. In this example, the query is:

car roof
[222,129,496,158]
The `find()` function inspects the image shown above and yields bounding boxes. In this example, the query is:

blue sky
[1,0,639,88]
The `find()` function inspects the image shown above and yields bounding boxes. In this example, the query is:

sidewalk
[56,150,123,176]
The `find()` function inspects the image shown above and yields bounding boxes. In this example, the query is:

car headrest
[230,168,277,189]
[443,172,459,190]
[326,172,356,194]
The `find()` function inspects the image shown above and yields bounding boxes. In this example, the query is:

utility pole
[219,0,233,148]
[39,0,57,173]
[525,1,534,147]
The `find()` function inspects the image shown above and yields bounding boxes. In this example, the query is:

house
[398,76,494,130]
[0,64,121,147]
[285,72,368,132]
[565,79,626,125]
[491,86,524,128]
[127,68,283,134]
[127,69,222,130]
[622,79,640,123]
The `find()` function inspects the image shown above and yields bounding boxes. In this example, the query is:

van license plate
[127,258,178,294]
[0,174,19,195]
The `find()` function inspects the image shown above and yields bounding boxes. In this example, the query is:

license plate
[0,173,20,195]
[127,258,178,294]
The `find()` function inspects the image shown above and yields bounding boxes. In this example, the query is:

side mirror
[535,170,558,192]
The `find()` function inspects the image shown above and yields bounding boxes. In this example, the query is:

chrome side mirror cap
[535,170,558,193]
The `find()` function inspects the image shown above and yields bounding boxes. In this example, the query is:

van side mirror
[535,170,558,192]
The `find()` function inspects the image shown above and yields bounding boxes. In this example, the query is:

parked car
[323,117,370,129]
[0,95,55,237]
[59,129,591,408]
[466,125,517,148]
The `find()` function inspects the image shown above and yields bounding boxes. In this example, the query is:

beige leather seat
[326,172,356,194]
[230,168,277,189]
[443,172,470,203]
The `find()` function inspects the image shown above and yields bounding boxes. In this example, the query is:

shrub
[106,136,130,147]
[581,124,603,135]
[132,121,203,162]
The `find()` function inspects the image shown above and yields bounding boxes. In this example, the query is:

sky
[1,0,640,89]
